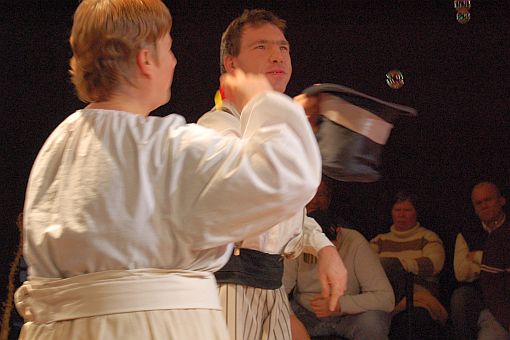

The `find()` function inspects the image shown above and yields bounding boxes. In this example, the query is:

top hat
[302,83,417,182]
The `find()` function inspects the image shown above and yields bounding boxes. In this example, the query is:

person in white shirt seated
[284,178,394,340]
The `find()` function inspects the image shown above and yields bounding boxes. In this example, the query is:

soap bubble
[456,7,471,24]
[386,70,404,90]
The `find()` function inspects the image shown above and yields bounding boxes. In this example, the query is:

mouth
[266,70,286,76]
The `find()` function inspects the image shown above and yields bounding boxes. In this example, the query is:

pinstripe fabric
[218,283,292,340]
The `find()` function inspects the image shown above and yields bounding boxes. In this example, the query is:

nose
[269,45,284,64]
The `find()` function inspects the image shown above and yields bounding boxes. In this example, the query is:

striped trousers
[218,283,292,340]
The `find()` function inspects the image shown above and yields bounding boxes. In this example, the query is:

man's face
[391,200,417,231]
[471,183,506,224]
[225,23,292,93]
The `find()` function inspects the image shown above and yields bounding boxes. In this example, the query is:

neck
[86,97,149,116]
[86,83,153,116]
[391,223,420,237]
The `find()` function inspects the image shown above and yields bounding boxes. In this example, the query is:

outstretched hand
[294,94,320,133]
[220,69,273,113]
[317,245,347,312]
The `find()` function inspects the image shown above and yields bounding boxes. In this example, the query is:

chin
[160,92,172,106]
[273,84,287,93]
[268,79,288,93]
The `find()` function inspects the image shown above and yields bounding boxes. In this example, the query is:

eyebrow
[248,39,290,47]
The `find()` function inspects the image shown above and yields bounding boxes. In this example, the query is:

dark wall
[2,0,509,308]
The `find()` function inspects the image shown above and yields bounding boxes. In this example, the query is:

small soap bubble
[456,7,471,24]
[454,0,471,10]
[386,70,404,90]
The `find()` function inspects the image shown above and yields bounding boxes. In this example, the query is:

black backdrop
[2,0,509,307]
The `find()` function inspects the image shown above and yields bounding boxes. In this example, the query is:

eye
[280,45,289,52]
[255,44,266,50]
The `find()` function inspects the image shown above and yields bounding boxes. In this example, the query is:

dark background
[1,0,509,317]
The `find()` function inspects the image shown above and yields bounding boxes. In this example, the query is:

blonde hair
[69,0,172,102]
[0,214,23,340]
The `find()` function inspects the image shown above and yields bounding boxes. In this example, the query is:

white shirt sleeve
[454,233,482,282]
[172,91,322,249]
[302,215,334,255]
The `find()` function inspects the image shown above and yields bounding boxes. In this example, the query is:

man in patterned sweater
[370,191,447,340]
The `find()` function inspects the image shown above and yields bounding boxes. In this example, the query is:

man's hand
[317,245,347,312]
[220,69,272,112]
[466,250,482,264]
[310,294,340,318]
[294,94,320,133]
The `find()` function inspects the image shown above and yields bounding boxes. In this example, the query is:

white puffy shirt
[198,100,331,256]
[23,92,322,278]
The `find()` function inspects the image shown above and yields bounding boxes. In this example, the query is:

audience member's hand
[466,250,482,264]
[294,94,320,133]
[317,245,347,312]
[399,258,419,275]
[220,69,272,113]
[310,294,338,318]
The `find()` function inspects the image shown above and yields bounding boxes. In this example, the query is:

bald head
[471,181,506,226]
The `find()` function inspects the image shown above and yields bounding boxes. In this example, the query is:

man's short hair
[219,9,286,74]
[472,181,502,198]
[69,0,172,102]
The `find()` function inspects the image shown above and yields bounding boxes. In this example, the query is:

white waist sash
[15,268,221,324]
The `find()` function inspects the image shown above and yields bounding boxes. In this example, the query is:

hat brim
[303,83,417,123]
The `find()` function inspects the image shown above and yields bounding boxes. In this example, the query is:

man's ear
[136,48,152,77]
[223,55,236,73]
[500,196,506,207]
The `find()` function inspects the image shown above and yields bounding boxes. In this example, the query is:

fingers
[219,69,245,101]
[327,281,342,312]
[309,296,331,318]
[294,94,320,132]
[318,274,341,312]
[293,94,319,113]
[319,272,331,301]
[309,294,323,304]
[317,246,347,311]
[293,94,319,117]
[219,69,273,112]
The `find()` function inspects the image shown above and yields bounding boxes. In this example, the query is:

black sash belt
[215,248,283,290]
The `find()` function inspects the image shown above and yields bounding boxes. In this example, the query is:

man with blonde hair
[15,1,322,339]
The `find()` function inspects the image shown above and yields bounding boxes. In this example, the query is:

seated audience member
[451,181,507,340]
[283,179,394,340]
[370,191,447,340]
[478,183,510,339]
